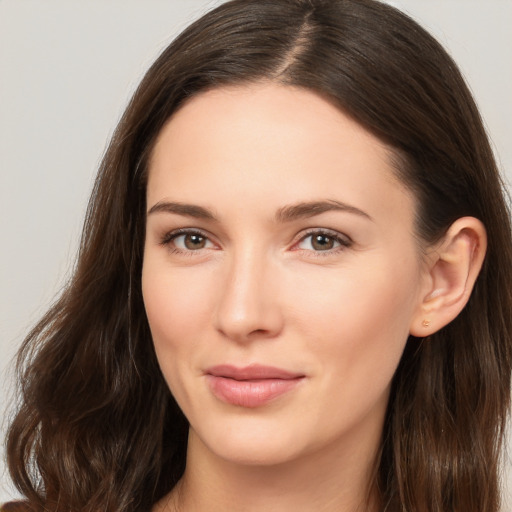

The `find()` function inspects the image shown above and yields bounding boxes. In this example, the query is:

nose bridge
[214,244,282,342]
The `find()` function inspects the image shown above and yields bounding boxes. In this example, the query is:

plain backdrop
[1,0,511,506]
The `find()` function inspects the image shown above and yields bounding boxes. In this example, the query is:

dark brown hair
[6,0,512,511]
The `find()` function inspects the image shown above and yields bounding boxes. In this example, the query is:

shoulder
[1,502,32,512]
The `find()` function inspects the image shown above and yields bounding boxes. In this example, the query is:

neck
[155,429,382,512]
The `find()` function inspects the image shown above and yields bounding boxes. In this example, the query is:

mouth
[204,364,305,408]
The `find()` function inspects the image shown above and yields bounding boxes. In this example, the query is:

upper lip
[205,364,304,381]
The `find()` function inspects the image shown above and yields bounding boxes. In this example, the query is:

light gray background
[1,0,511,506]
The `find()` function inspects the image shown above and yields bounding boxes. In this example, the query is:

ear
[409,217,487,337]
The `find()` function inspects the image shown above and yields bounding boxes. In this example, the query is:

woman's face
[142,83,430,468]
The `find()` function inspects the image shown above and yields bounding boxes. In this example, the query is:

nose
[213,250,284,343]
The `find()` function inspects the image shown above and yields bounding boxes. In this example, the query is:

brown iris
[311,234,336,251]
[184,233,207,250]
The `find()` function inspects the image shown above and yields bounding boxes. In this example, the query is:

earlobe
[410,217,487,337]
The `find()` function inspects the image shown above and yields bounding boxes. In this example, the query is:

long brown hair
[6,1,512,511]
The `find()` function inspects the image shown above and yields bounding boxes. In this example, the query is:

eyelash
[159,228,352,256]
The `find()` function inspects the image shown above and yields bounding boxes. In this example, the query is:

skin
[142,83,441,512]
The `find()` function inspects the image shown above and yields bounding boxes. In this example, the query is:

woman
[4,0,512,511]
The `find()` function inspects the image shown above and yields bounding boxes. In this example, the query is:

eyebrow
[147,199,372,222]
[147,201,216,220]
[275,200,373,223]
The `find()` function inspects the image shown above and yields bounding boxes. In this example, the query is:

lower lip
[206,375,303,408]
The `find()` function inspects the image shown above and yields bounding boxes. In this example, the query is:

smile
[205,365,305,408]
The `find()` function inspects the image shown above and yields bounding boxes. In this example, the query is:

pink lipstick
[205,364,304,408]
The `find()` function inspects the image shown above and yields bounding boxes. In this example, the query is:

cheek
[143,255,202,326]
[287,260,420,383]
[141,259,217,371]
[291,260,418,334]
[142,274,177,347]
[141,264,204,408]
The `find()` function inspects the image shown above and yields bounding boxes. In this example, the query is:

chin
[190,420,310,467]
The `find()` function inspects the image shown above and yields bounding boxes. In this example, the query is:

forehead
[147,83,415,228]
[151,83,393,166]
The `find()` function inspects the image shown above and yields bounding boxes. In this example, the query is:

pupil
[312,234,333,251]
[185,234,205,250]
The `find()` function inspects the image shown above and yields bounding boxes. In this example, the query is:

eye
[296,230,351,252]
[161,229,216,252]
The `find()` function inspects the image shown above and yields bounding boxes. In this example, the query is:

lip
[205,364,305,408]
